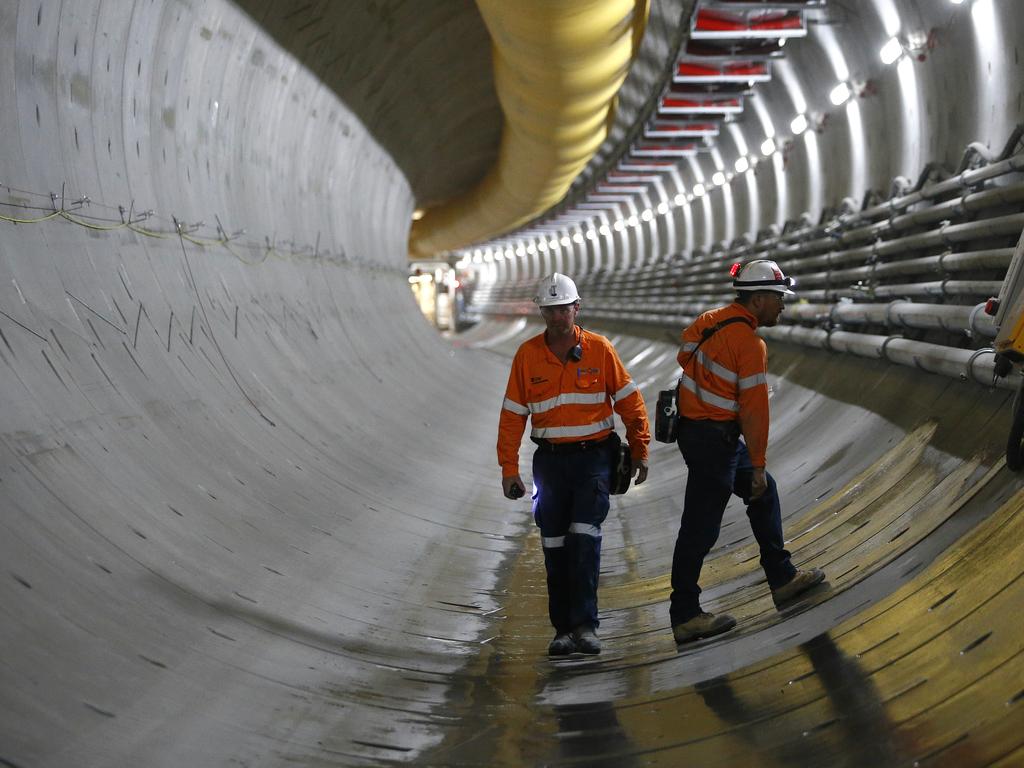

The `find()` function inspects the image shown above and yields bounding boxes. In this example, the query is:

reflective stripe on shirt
[693,349,738,383]
[543,535,566,548]
[613,381,638,401]
[531,415,616,440]
[680,373,739,412]
[529,391,607,414]
[502,397,530,416]
[739,372,767,390]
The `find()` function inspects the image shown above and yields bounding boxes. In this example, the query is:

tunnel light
[560,236,571,247]
[879,36,904,64]
[472,253,482,264]
[526,244,536,255]
[950,0,965,4]
[549,239,559,249]
[586,230,597,240]
[599,225,611,235]
[628,215,639,226]
[412,208,425,221]
[693,183,706,197]
[674,193,686,205]
[734,157,749,173]
[614,220,625,231]
[538,241,547,252]
[515,246,526,257]
[571,233,582,244]
[829,82,853,106]
[790,114,808,135]
[641,209,654,222]
[657,202,669,215]
[761,137,776,156]
[972,1,996,38]
[711,171,726,186]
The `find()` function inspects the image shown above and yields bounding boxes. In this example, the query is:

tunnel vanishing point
[2,1,1024,766]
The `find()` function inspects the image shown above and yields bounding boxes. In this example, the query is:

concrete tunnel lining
[2,1,1024,766]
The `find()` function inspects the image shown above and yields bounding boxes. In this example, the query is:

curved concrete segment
[2,2,1023,767]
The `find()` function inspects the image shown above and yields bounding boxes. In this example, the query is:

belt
[532,435,612,454]
[680,418,740,437]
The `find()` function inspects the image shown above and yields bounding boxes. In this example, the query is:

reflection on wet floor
[415,322,1024,767]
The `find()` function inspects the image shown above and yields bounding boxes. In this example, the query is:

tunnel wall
[0,2,519,764]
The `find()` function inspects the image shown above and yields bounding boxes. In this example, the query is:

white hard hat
[732,259,796,296]
[534,272,581,307]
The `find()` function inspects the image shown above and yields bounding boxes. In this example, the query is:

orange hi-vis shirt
[676,303,771,467]
[497,327,651,477]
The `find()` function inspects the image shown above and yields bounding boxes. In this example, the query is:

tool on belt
[610,433,632,495]
[654,316,752,444]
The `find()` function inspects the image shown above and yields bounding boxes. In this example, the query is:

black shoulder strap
[681,316,753,373]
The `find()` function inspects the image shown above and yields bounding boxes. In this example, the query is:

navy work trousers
[669,419,796,625]
[532,443,612,633]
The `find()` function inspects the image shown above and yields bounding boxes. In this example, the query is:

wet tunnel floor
[412,320,1024,768]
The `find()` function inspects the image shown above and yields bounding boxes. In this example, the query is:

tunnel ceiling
[233,0,503,210]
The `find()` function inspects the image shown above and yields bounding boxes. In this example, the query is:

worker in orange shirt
[669,260,824,645]
[498,273,650,656]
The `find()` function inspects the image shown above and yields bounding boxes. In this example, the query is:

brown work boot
[548,632,576,657]
[572,625,601,655]
[672,611,737,644]
[772,568,825,605]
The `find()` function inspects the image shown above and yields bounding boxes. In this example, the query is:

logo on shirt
[576,366,600,389]
[530,376,548,384]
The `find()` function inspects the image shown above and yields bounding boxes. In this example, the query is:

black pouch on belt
[654,384,679,444]
[608,432,632,495]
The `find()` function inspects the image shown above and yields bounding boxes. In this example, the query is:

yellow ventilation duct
[408,0,649,258]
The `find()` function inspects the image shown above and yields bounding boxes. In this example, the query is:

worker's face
[752,291,785,326]
[540,301,579,336]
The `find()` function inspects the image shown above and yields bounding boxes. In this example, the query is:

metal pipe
[783,301,995,338]
[781,212,1024,276]
[762,327,1014,390]
[837,146,1024,228]
[777,183,1024,259]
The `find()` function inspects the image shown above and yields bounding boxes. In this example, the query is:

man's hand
[750,467,767,499]
[502,475,526,500]
[633,459,649,485]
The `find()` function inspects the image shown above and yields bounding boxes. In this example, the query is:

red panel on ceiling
[661,97,741,109]
[651,122,718,131]
[676,61,768,78]
[695,9,803,32]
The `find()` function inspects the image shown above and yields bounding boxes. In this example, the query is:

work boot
[772,568,825,605]
[548,632,576,657]
[572,625,602,655]
[672,611,737,644]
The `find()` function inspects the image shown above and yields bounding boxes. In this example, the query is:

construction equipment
[986,227,1024,469]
